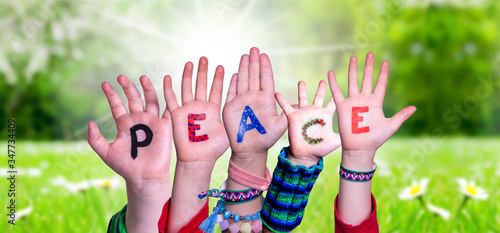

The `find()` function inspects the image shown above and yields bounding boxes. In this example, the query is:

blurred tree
[2,1,500,139]
[0,1,166,140]
[0,1,110,140]
[384,3,498,135]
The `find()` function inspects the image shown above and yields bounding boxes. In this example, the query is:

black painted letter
[130,124,153,160]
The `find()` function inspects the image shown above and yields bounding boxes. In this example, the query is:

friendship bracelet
[228,160,272,191]
[339,162,377,182]
[199,199,263,233]
[221,188,263,204]
[261,147,324,233]
[198,187,263,204]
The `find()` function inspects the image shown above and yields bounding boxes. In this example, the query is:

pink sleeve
[334,193,379,233]
[158,198,209,233]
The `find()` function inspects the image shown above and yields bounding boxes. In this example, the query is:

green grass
[2,138,499,232]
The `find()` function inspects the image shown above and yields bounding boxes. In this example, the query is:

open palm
[222,47,287,154]
[328,52,416,153]
[88,75,173,183]
[164,57,229,163]
[276,80,341,160]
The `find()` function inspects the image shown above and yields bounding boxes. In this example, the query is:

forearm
[261,150,320,233]
[167,160,214,233]
[125,178,171,233]
[337,149,375,225]
[225,151,267,223]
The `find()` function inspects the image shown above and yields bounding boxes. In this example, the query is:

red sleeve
[334,193,379,233]
[158,198,209,233]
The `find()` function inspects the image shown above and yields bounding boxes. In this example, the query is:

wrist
[176,160,216,172]
[125,178,170,233]
[341,149,376,171]
[230,151,268,177]
[286,148,320,168]
[125,177,171,199]
[174,160,215,188]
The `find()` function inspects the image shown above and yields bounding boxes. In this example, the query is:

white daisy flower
[427,203,451,220]
[51,176,68,186]
[0,167,41,177]
[16,205,33,220]
[52,177,90,193]
[67,181,91,193]
[89,176,122,190]
[26,168,41,177]
[399,178,430,200]
[457,178,488,199]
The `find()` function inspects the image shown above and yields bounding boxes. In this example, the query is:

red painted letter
[188,114,209,142]
[352,106,370,134]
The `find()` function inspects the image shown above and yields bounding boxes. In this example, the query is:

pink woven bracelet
[228,160,272,191]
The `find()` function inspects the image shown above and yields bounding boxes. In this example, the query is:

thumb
[389,106,417,132]
[87,121,111,161]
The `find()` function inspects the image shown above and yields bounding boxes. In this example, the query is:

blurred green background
[1,0,499,232]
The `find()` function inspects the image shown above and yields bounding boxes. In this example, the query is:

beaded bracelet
[216,200,263,233]
[339,162,377,182]
[199,199,263,233]
[261,147,324,233]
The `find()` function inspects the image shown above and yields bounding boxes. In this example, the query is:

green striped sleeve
[107,204,128,233]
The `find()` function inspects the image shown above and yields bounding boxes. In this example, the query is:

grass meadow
[2,138,499,232]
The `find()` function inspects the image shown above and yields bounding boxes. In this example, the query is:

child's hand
[88,75,172,233]
[164,57,229,164]
[88,75,172,187]
[275,80,341,167]
[328,52,416,161]
[165,58,229,232]
[222,47,287,156]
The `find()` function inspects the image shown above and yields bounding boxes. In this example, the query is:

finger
[87,121,110,161]
[348,56,359,97]
[225,73,238,104]
[276,111,288,137]
[140,75,160,117]
[101,81,128,120]
[275,92,294,115]
[298,81,308,108]
[163,75,179,113]
[290,104,300,110]
[195,57,208,101]
[181,62,194,104]
[237,54,249,94]
[260,53,275,93]
[389,106,417,133]
[209,65,225,108]
[361,52,375,94]
[374,60,389,100]
[312,80,327,107]
[327,70,345,105]
[249,47,260,90]
[117,75,144,113]
[325,97,336,112]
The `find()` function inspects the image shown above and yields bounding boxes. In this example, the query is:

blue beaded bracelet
[215,199,261,223]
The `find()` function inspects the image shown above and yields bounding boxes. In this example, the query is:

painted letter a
[237,106,267,143]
